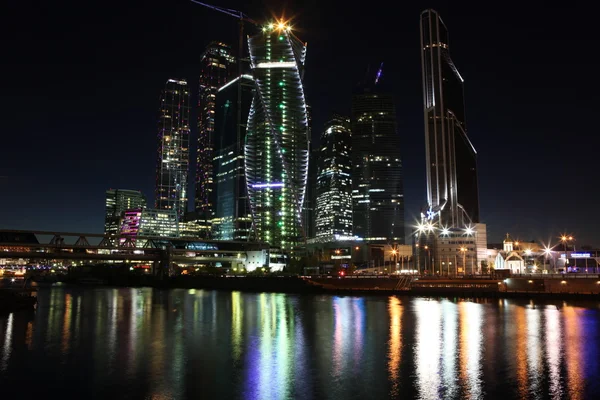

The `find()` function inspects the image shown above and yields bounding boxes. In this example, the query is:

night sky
[3,0,600,247]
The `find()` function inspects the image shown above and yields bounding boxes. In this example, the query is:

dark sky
[3,0,600,247]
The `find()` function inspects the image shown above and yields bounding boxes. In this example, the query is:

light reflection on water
[0,288,599,399]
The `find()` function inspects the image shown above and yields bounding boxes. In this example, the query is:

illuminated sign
[331,255,351,259]
[561,252,591,259]
[334,234,363,242]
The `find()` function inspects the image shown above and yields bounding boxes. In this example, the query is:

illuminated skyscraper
[420,9,479,226]
[104,189,146,235]
[351,65,405,244]
[418,10,485,274]
[315,115,353,238]
[196,42,235,219]
[246,21,309,251]
[155,78,190,220]
[212,74,254,240]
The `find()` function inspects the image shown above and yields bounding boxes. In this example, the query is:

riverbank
[38,275,600,300]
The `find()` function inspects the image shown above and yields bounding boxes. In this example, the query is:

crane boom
[190,0,257,24]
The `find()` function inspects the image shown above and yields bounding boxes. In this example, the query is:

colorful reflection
[244,293,298,400]
[414,299,442,399]
[388,296,402,396]
[332,296,365,381]
[0,289,599,399]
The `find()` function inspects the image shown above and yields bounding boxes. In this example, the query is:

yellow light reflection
[388,296,402,395]
[231,291,243,361]
[564,307,583,400]
[61,293,72,354]
[514,305,528,398]
[458,302,483,399]
[415,299,442,399]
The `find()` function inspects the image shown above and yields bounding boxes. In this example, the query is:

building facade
[212,74,254,240]
[196,42,235,220]
[120,208,179,242]
[420,9,479,227]
[315,115,353,238]
[351,66,404,243]
[245,21,310,252]
[155,78,191,220]
[104,189,146,235]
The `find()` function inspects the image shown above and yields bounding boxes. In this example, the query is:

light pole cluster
[413,222,477,276]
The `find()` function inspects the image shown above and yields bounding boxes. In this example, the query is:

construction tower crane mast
[191,1,257,240]
[190,1,257,24]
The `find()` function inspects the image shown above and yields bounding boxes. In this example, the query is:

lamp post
[560,235,574,273]
[424,245,430,274]
[391,249,398,273]
[460,247,467,276]
[415,243,420,275]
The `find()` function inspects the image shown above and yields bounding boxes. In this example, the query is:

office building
[155,78,191,220]
[120,208,179,244]
[104,189,146,235]
[351,64,404,243]
[420,9,479,226]
[196,42,235,219]
[212,74,254,240]
[245,21,310,251]
[315,115,353,238]
[416,10,484,273]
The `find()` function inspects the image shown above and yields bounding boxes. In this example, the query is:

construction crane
[190,1,257,240]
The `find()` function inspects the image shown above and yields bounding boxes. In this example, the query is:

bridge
[0,229,271,273]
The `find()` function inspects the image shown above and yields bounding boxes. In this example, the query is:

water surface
[1,287,599,399]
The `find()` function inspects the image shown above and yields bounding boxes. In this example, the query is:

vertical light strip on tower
[246,21,309,251]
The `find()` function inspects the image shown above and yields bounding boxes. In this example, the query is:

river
[1,286,599,399]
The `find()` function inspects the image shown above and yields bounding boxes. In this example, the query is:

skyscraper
[196,42,235,219]
[351,65,405,244]
[155,78,190,220]
[104,189,146,235]
[212,73,254,240]
[315,115,353,238]
[246,21,309,251]
[418,10,485,274]
[420,9,479,226]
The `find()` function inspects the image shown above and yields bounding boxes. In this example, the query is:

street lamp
[415,243,420,274]
[424,245,430,274]
[560,234,574,273]
[460,247,467,276]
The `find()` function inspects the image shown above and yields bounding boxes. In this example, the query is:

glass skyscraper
[155,78,190,220]
[351,68,405,243]
[420,9,479,226]
[212,74,254,240]
[196,42,235,220]
[246,21,309,251]
[104,189,146,235]
[315,115,353,238]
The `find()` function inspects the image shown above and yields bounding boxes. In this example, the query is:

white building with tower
[494,234,525,273]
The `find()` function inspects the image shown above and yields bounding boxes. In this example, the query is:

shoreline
[27,275,600,301]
